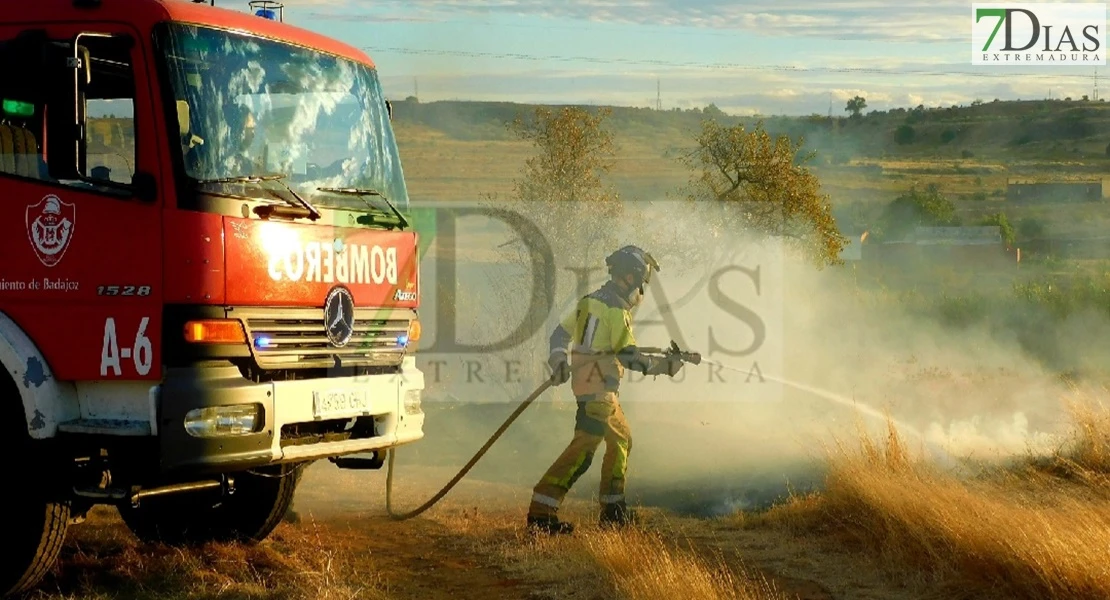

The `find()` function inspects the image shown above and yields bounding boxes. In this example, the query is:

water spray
[698,356,958,466]
[702,358,928,437]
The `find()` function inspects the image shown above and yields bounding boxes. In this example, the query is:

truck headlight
[404,389,422,415]
[184,404,262,437]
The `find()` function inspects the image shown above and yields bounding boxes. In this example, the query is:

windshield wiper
[316,187,409,229]
[196,174,322,221]
[194,174,286,184]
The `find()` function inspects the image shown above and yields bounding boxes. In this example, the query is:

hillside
[389,97,1110,165]
[390,97,1110,243]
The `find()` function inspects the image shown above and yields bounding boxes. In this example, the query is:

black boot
[599,501,639,528]
[527,514,575,535]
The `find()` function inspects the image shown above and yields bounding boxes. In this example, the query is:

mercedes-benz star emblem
[323,286,356,347]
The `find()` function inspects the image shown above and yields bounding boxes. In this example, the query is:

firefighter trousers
[528,391,632,519]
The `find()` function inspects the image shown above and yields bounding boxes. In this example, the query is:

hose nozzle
[666,340,702,365]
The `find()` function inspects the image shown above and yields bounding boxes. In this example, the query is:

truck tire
[1,375,71,597]
[118,462,303,546]
[2,491,71,597]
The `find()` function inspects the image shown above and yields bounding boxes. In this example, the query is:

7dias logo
[972,3,1106,65]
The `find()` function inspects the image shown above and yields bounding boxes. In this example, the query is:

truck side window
[85,98,135,185]
[0,100,47,181]
[0,34,50,181]
[71,37,138,192]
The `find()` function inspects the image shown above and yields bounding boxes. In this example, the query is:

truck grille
[230,307,414,370]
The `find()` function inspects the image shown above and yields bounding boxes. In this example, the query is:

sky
[241,0,1106,116]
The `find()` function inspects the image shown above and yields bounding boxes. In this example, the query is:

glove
[665,354,684,377]
[548,353,571,385]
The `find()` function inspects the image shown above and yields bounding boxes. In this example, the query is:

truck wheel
[2,487,71,597]
[1,376,71,597]
[118,462,303,546]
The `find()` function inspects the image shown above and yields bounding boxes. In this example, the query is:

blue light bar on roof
[248,1,283,21]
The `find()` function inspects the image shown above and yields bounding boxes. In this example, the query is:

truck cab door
[0,24,164,382]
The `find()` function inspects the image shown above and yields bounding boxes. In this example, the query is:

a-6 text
[100,317,153,377]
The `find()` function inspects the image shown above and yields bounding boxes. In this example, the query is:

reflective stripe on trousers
[528,391,632,518]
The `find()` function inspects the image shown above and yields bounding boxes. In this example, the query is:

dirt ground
[278,461,929,600]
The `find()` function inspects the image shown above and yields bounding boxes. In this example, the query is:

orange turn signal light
[407,319,422,343]
[184,320,247,344]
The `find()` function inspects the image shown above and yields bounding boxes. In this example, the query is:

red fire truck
[0,0,425,594]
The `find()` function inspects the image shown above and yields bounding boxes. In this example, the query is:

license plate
[312,389,371,420]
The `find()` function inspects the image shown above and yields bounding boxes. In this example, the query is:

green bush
[895,124,916,145]
[1013,274,1110,320]
[979,212,1015,247]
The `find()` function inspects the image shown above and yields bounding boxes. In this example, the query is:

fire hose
[383,342,701,521]
[382,346,944,520]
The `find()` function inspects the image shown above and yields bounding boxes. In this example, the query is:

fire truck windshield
[155,23,409,212]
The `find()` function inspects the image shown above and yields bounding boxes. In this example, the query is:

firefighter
[527,245,687,535]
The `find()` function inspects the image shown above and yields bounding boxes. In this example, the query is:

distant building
[1019,235,1110,260]
[866,226,1010,267]
[1005,180,1103,203]
[912,226,1003,246]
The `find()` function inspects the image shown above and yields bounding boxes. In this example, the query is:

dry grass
[1011,394,1110,489]
[580,527,791,600]
[1063,397,1110,474]
[497,526,793,600]
[425,501,793,600]
[40,494,792,600]
[755,396,1110,600]
[32,507,388,600]
[393,122,696,202]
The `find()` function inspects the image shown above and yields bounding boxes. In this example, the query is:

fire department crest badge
[26,195,76,268]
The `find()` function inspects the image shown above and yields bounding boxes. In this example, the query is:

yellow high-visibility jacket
[549,281,670,396]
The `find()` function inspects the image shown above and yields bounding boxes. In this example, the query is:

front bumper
[157,356,425,474]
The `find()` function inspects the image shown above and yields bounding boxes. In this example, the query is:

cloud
[287,0,1101,112]
[308,12,442,23]
[301,0,992,43]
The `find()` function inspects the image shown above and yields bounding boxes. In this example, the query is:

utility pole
[656,79,662,111]
[1095,69,1099,101]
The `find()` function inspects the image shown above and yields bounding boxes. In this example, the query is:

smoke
[370,193,1105,522]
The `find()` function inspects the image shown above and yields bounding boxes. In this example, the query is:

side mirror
[132,171,158,202]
